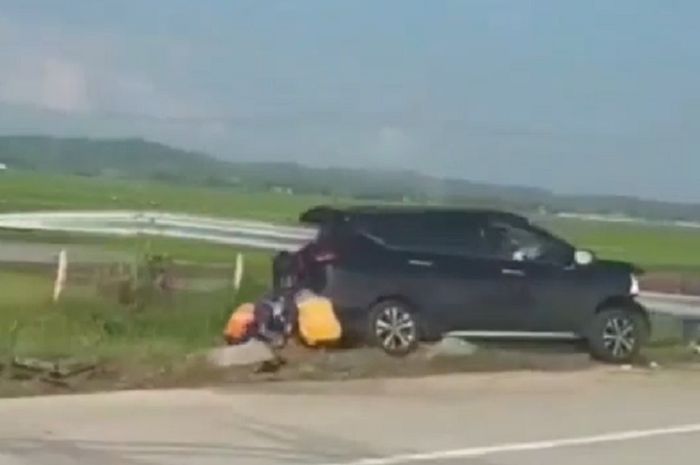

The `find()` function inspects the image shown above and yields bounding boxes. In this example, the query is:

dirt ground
[3,339,698,399]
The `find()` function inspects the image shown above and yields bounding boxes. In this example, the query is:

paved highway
[1,369,700,464]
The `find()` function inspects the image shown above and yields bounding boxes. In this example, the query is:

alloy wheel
[374,305,417,353]
[602,315,636,359]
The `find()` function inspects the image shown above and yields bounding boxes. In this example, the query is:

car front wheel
[588,308,647,363]
[368,300,419,356]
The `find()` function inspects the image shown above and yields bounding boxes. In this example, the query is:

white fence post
[53,249,68,303]
[233,253,245,293]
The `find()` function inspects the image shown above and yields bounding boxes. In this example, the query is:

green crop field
[544,219,700,274]
[2,171,700,273]
[0,171,333,223]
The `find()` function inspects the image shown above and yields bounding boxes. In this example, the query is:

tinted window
[315,217,352,242]
[485,221,573,265]
[356,214,487,256]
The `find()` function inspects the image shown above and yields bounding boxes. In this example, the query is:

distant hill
[0,135,232,184]
[1,135,698,221]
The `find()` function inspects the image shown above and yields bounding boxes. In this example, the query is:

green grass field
[545,219,700,274]
[0,171,331,223]
[0,250,269,369]
[0,271,217,361]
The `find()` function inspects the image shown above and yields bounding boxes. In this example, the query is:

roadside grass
[0,252,269,368]
[0,229,277,266]
[114,236,277,268]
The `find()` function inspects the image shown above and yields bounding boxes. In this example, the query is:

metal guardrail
[0,210,315,251]
[638,292,700,318]
[1,210,699,317]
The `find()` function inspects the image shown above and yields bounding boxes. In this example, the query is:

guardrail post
[53,249,68,303]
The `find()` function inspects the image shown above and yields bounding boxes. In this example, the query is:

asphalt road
[2,368,700,464]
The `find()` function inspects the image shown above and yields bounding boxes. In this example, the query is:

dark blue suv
[275,206,648,363]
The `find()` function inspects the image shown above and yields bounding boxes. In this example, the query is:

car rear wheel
[368,300,419,356]
[588,308,647,363]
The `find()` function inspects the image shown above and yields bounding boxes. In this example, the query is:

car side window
[486,221,572,265]
[358,215,488,257]
[356,216,428,250]
[423,221,487,257]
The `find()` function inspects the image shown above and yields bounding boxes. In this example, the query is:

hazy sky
[0,0,698,201]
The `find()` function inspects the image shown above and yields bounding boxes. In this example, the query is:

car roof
[300,205,528,226]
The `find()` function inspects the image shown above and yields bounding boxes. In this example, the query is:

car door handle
[502,268,526,277]
[408,259,433,267]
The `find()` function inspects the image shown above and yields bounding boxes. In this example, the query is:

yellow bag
[223,302,255,344]
[296,292,342,346]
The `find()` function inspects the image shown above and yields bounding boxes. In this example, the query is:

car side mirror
[574,249,595,266]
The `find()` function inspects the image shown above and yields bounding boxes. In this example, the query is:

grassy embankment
[0,247,272,395]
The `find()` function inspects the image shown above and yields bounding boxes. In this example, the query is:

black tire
[368,300,420,357]
[588,308,648,363]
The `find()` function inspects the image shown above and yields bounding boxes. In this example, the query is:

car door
[412,216,530,332]
[357,213,532,333]
[429,253,530,331]
[484,220,591,333]
[352,214,445,315]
